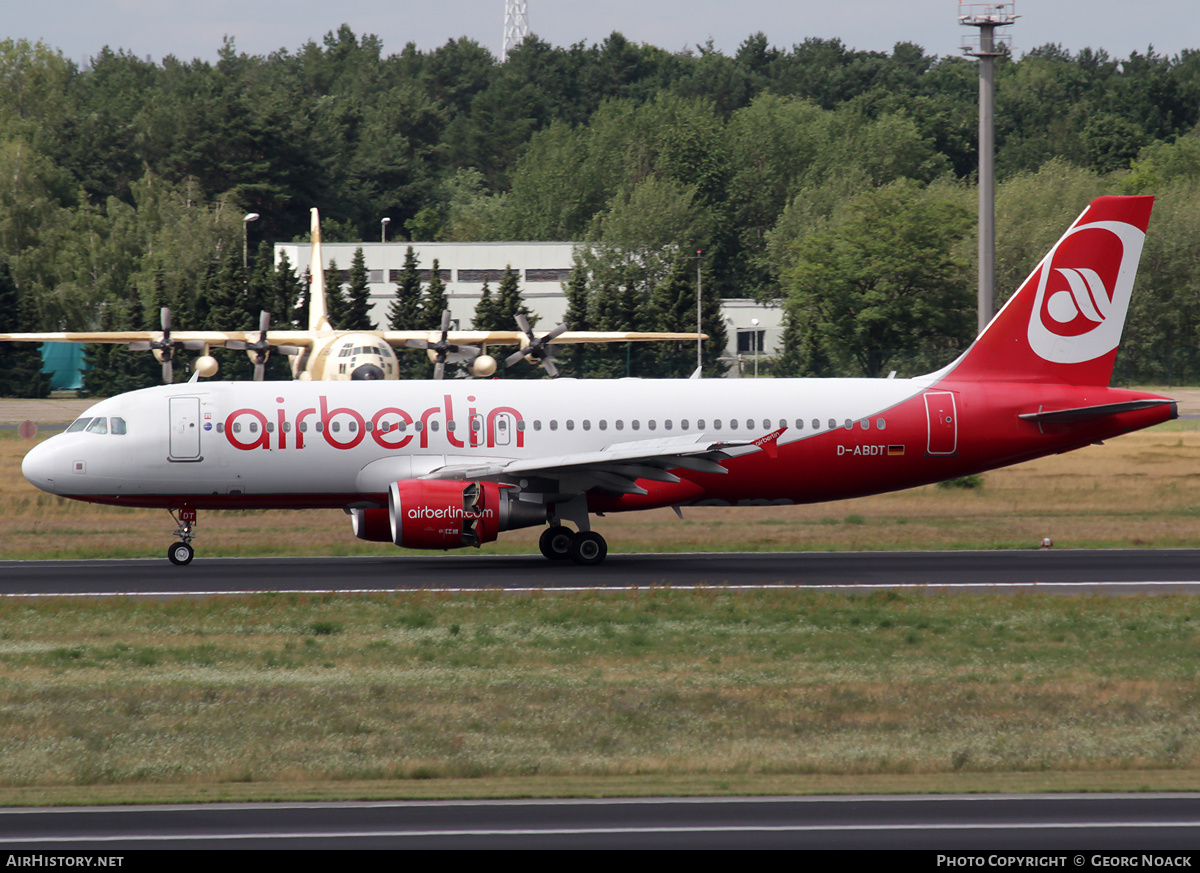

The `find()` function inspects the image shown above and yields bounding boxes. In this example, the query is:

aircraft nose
[351,363,385,380]
[21,440,59,494]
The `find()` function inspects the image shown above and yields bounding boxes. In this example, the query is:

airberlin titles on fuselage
[222,393,525,452]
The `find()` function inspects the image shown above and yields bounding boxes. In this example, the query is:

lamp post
[381,217,392,243]
[242,212,260,272]
[960,1,1017,334]
[751,317,760,378]
[684,249,703,374]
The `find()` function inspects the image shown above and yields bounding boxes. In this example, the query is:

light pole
[381,217,392,243]
[751,317,760,378]
[242,212,260,272]
[960,2,1017,334]
[685,249,703,374]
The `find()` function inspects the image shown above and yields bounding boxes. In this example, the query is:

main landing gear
[167,508,197,565]
[539,525,608,566]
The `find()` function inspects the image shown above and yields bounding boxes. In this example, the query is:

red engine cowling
[387,480,545,550]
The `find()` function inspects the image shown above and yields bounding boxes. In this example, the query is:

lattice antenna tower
[959,1,1018,335]
[503,1,529,61]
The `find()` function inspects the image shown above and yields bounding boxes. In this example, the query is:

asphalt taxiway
[3,794,1200,849]
[3,549,1200,597]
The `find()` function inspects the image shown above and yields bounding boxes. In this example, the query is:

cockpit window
[85,417,109,434]
[111,417,127,435]
[66,418,92,433]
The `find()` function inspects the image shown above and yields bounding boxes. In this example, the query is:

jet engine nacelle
[349,507,392,542]
[385,480,546,550]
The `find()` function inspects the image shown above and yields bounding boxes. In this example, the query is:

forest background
[1,26,1199,393]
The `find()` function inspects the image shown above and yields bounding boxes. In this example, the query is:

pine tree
[493,266,536,331]
[0,260,53,398]
[271,251,304,328]
[243,242,272,334]
[421,258,449,329]
[560,266,592,376]
[203,247,256,380]
[388,247,428,377]
[324,259,348,329]
[343,247,375,329]
[388,247,423,330]
[645,258,698,378]
[589,269,643,378]
[472,280,500,330]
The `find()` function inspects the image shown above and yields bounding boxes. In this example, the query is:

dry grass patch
[6,425,1200,558]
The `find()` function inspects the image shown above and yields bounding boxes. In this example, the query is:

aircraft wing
[424,430,784,496]
[0,330,319,349]
[1,328,703,348]
[377,330,705,348]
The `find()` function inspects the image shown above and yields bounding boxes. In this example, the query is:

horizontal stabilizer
[1018,399,1176,425]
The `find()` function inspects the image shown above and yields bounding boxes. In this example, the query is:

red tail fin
[945,195,1153,386]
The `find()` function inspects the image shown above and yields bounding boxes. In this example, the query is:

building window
[525,268,572,282]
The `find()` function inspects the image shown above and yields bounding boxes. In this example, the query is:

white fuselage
[22,376,932,506]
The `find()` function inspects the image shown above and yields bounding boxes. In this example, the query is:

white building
[275,240,784,375]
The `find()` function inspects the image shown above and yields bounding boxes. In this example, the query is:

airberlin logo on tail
[1027,220,1145,364]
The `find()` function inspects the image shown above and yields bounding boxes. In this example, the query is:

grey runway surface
[3,549,1200,597]
[2,794,1200,849]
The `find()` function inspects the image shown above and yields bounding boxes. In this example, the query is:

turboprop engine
[349,480,546,549]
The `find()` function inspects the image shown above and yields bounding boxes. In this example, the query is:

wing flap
[423,433,739,487]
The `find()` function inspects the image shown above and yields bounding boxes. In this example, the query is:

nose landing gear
[167,508,197,565]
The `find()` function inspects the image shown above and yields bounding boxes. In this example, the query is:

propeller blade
[127,341,151,351]
[162,358,173,384]
[543,358,560,378]
[434,360,445,380]
[275,345,303,356]
[225,340,250,351]
[253,361,266,381]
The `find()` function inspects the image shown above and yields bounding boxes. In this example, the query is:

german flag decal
[888,445,905,456]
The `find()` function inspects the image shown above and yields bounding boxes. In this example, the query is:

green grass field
[0,589,1198,805]
[3,424,1200,804]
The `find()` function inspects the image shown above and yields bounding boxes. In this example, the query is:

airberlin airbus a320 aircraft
[22,196,1177,566]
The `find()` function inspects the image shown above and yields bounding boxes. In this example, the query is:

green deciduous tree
[779,182,974,378]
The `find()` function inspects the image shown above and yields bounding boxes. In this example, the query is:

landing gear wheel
[539,525,573,561]
[167,542,194,566]
[568,531,607,566]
